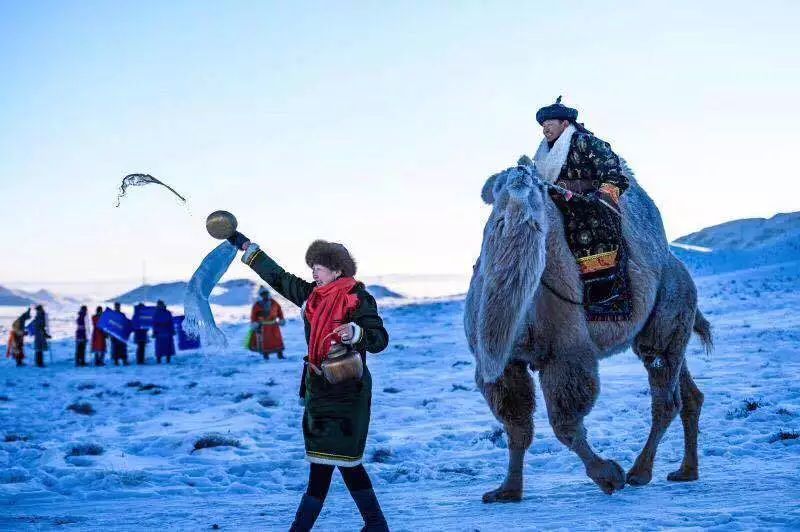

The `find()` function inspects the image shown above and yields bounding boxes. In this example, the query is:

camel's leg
[628,256,702,485]
[667,363,704,481]
[628,290,695,486]
[477,361,535,503]
[539,354,625,495]
[626,346,683,486]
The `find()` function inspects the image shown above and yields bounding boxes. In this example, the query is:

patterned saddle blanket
[548,190,632,322]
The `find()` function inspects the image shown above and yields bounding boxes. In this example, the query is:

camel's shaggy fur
[465,162,710,501]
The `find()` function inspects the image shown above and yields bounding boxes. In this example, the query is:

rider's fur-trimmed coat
[558,132,629,197]
[549,131,633,320]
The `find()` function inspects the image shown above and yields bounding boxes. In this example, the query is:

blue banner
[97,309,132,343]
[173,315,200,350]
[132,305,157,330]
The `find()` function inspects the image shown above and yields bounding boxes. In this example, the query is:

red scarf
[305,277,360,367]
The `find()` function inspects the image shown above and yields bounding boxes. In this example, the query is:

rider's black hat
[536,96,578,125]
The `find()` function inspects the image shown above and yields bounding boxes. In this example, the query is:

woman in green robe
[230,233,389,532]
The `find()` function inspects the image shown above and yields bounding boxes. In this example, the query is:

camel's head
[468,160,549,381]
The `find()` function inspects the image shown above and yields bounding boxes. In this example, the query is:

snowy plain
[1,258,799,530]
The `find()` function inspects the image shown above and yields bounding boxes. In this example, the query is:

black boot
[289,494,324,532]
[351,489,389,531]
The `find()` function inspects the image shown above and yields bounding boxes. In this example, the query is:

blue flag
[97,309,133,343]
[173,315,201,350]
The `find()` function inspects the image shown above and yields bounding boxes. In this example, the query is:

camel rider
[533,97,632,321]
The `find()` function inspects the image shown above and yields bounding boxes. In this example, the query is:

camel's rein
[540,278,584,306]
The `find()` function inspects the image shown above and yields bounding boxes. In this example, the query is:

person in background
[152,300,175,364]
[249,286,286,360]
[31,305,51,368]
[6,309,31,367]
[133,302,149,365]
[110,302,129,366]
[75,306,88,367]
[91,306,107,366]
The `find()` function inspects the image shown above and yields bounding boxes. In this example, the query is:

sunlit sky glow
[1,1,798,294]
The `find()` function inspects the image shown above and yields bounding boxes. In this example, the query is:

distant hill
[112,279,405,306]
[112,279,260,306]
[366,285,404,298]
[674,212,800,251]
[111,282,187,305]
[671,211,800,275]
[0,286,79,307]
[0,286,36,306]
[210,279,260,306]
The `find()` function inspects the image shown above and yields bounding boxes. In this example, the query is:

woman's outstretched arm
[242,243,315,308]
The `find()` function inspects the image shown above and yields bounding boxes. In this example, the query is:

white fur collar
[533,124,576,183]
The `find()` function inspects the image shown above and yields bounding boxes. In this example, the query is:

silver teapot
[321,343,364,384]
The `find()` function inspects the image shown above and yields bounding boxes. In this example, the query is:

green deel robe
[244,247,389,466]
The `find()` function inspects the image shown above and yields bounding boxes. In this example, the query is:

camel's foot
[586,459,625,494]
[482,485,522,503]
[626,464,653,486]
[667,466,698,482]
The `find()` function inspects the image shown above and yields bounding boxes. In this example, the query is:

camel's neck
[537,200,584,308]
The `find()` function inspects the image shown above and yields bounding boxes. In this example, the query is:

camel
[464,159,711,502]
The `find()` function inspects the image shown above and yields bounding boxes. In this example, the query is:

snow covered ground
[1,260,799,530]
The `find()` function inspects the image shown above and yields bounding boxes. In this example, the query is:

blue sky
[1,1,798,291]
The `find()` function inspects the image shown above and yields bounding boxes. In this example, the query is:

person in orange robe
[6,309,30,366]
[249,287,285,359]
[91,306,107,366]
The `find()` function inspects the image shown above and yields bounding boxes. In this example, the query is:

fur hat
[536,95,578,125]
[305,240,357,277]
